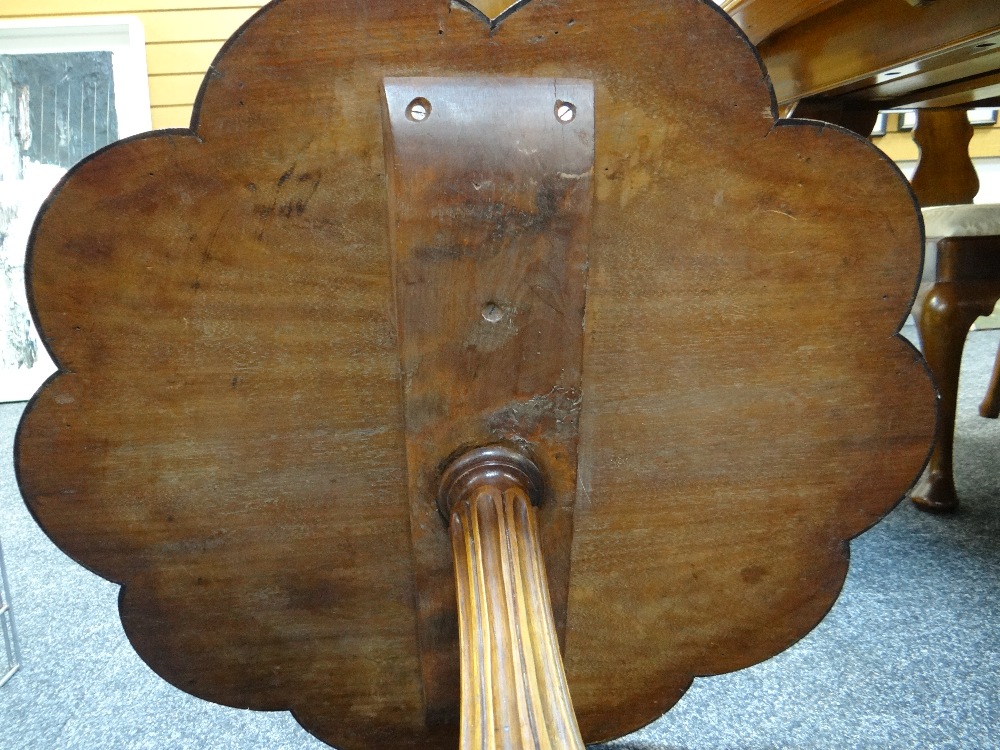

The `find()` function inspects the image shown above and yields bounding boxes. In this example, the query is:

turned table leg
[910,110,979,207]
[440,446,586,750]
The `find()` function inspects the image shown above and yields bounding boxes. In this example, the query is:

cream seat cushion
[921,204,1000,283]
[923,204,1000,239]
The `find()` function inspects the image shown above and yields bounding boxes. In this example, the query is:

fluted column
[441,446,585,750]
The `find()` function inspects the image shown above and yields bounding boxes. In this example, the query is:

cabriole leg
[912,282,999,512]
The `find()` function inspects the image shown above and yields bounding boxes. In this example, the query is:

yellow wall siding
[4,3,999,141]
[0,2,267,129]
[146,41,227,75]
[875,122,1000,163]
[0,0,261,12]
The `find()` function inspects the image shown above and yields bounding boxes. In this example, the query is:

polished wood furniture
[15,1,934,747]
[721,0,1000,512]
[720,0,1000,115]
[909,114,1000,513]
[913,234,1000,511]
[716,3,1000,222]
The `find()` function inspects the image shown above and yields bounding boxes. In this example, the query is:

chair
[904,109,1000,512]
[911,204,1000,512]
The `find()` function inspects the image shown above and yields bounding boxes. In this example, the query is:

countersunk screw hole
[556,100,576,123]
[407,97,432,122]
[482,302,504,323]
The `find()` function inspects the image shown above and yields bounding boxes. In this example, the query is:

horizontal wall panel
[0,1,265,18]
[151,104,194,130]
[134,9,261,44]
[146,40,225,76]
[0,8,268,44]
[971,128,1000,160]
[149,72,206,107]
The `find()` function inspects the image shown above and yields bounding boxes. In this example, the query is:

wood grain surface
[722,0,1000,108]
[910,110,979,208]
[15,0,935,748]
[384,76,594,721]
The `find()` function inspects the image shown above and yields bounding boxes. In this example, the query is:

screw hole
[482,302,504,323]
[406,97,432,122]
[555,100,576,123]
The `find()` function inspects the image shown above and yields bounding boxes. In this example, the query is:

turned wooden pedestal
[14,1,934,747]
[441,446,585,749]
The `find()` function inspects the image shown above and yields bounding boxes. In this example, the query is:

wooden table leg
[441,446,585,750]
[910,110,979,208]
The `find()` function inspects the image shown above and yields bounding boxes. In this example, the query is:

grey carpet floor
[1,325,998,749]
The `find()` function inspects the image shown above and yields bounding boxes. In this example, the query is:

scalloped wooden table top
[15,1,934,748]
